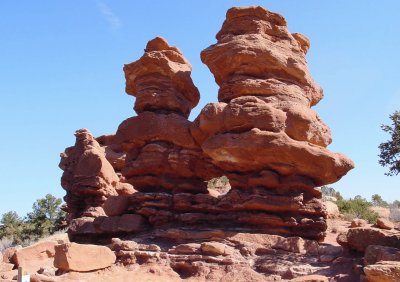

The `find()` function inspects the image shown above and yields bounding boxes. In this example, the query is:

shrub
[26,194,66,239]
[336,195,379,223]
[371,194,389,207]
[378,111,400,176]
[0,194,66,245]
[0,211,25,245]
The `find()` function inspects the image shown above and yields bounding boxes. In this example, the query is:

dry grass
[0,237,13,252]
[37,229,68,244]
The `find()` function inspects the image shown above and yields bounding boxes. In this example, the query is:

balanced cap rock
[59,6,353,242]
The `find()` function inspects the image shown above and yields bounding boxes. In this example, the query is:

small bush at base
[336,196,380,223]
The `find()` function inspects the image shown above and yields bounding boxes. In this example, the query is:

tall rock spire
[116,37,220,193]
[190,6,354,239]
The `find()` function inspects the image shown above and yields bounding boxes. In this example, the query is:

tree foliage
[0,194,66,246]
[320,187,380,223]
[0,211,25,244]
[371,194,389,207]
[379,111,400,176]
[26,194,66,238]
[392,200,400,208]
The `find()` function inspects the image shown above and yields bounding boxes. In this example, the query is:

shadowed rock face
[59,6,353,242]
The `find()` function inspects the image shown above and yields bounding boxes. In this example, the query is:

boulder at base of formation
[54,243,116,272]
[11,241,56,274]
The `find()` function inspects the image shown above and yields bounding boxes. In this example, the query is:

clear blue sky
[1,1,399,217]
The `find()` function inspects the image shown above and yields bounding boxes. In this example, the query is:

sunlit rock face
[195,6,352,185]
[190,6,353,239]
[124,36,200,119]
[60,6,353,242]
[116,37,221,194]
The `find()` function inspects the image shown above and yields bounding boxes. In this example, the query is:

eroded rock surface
[194,6,353,184]
[10,241,56,274]
[337,227,400,253]
[124,37,200,118]
[106,225,359,281]
[190,5,353,240]
[54,243,116,272]
[115,37,220,194]
[0,220,363,281]
[60,129,136,222]
[59,6,353,243]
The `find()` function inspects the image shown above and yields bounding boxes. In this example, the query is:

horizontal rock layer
[127,189,327,240]
[200,129,352,186]
[59,6,355,244]
[191,96,332,147]
[68,186,327,241]
[201,6,323,106]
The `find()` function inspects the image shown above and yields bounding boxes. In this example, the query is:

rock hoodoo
[191,6,353,239]
[115,36,220,194]
[59,6,353,242]
[60,129,133,221]
[193,6,352,185]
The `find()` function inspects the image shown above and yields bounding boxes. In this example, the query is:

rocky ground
[2,217,400,282]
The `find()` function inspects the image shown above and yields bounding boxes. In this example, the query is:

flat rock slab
[0,269,18,280]
[54,243,116,272]
[11,241,56,274]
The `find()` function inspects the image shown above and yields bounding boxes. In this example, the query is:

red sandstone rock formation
[193,6,353,185]
[115,37,220,193]
[59,6,353,242]
[189,6,354,239]
[124,37,200,118]
[59,129,132,220]
[59,129,145,240]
